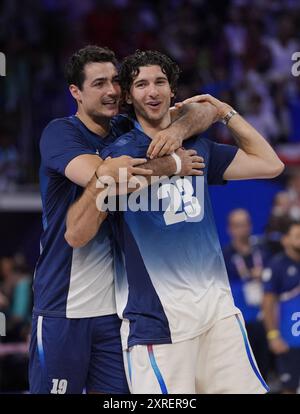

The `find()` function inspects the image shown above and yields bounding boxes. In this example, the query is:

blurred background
[0,0,300,393]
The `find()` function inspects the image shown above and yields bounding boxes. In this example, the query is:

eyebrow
[91,75,119,85]
[91,77,107,84]
[133,76,167,85]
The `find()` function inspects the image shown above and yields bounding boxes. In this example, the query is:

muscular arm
[64,153,153,248]
[65,173,109,249]
[63,153,111,248]
[262,292,279,333]
[223,113,285,180]
[139,150,202,177]
[169,102,217,142]
[179,94,285,180]
[263,292,289,354]
[147,102,218,158]
[64,155,178,248]
[65,150,204,248]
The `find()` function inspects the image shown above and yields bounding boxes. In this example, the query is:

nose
[148,83,159,98]
[107,81,120,97]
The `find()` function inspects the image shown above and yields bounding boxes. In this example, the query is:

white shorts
[123,314,269,394]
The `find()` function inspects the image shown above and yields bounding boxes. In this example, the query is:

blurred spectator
[287,78,300,144]
[286,171,300,220]
[0,255,31,341]
[264,191,292,258]
[0,126,19,191]
[223,209,272,379]
[0,257,16,313]
[84,0,123,54]
[243,93,278,144]
[266,15,299,84]
[264,172,300,259]
[0,0,299,189]
[0,254,31,392]
[263,220,300,393]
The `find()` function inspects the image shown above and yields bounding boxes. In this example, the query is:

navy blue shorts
[276,347,300,391]
[29,314,129,394]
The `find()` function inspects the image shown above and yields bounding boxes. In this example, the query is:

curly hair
[119,50,181,96]
[64,45,118,90]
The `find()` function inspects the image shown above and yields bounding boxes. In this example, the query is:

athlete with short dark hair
[30,45,217,394]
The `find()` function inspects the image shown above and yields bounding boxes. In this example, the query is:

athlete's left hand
[147,129,183,159]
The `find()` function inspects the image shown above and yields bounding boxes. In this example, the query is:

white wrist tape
[171,152,182,175]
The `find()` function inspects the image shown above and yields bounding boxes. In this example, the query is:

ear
[69,84,82,102]
[170,91,175,98]
[126,92,132,104]
[281,234,288,248]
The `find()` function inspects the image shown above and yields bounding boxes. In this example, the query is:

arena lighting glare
[0,52,6,76]
[0,312,6,336]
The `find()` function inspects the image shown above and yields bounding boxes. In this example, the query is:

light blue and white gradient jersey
[102,126,241,350]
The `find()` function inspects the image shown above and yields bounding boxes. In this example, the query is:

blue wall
[209,179,284,246]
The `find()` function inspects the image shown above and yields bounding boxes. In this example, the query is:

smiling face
[126,65,174,125]
[70,61,121,121]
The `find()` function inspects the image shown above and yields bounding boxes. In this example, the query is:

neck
[76,108,110,137]
[286,247,300,263]
[137,113,171,139]
[232,238,251,254]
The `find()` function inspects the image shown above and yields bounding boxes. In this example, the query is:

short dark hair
[282,220,300,235]
[64,45,118,90]
[119,50,180,96]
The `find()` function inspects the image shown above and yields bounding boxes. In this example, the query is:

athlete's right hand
[176,148,205,176]
[96,155,153,185]
[268,337,289,355]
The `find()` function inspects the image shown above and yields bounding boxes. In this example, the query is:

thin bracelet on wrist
[266,329,280,340]
[221,109,238,126]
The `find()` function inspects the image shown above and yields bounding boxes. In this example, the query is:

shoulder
[262,252,286,283]
[42,117,76,135]
[41,117,76,141]
[40,117,84,149]
[268,252,287,269]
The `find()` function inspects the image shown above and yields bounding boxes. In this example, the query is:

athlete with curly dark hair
[120,49,180,97]
[92,50,283,393]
